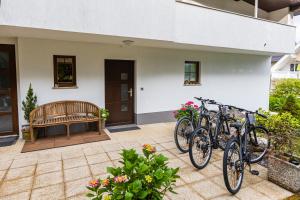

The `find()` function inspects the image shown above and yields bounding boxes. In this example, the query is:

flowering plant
[173,101,199,120]
[87,144,179,200]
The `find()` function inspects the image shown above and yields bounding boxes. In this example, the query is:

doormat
[0,136,18,147]
[107,125,140,133]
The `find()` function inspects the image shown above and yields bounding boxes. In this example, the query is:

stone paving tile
[67,194,89,200]
[243,171,264,186]
[167,186,204,200]
[161,150,176,159]
[86,153,110,165]
[64,166,91,182]
[0,160,12,170]
[83,146,104,156]
[167,158,188,169]
[101,142,122,152]
[0,170,6,182]
[63,157,87,169]
[65,177,91,198]
[236,187,272,200]
[211,194,240,200]
[90,161,114,177]
[37,152,61,163]
[168,148,187,157]
[36,160,62,175]
[0,176,33,197]
[199,164,222,178]
[10,157,37,169]
[106,151,122,160]
[5,165,35,180]
[34,171,63,189]
[192,180,227,199]
[0,191,30,200]
[160,141,177,150]
[251,180,293,200]
[31,183,64,200]
[179,167,205,183]
[62,149,84,160]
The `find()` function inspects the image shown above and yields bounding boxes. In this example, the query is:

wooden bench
[29,100,101,142]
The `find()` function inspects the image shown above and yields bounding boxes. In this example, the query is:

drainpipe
[254,0,258,18]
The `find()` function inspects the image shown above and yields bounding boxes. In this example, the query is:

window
[53,55,76,88]
[184,61,200,85]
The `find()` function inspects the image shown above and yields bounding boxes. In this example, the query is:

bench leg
[98,120,101,135]
[30,126,35,143]
[67,124,70,139]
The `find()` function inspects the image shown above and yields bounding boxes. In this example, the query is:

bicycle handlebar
[228,105,268,118]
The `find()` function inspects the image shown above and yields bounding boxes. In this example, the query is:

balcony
[0,0,296,55]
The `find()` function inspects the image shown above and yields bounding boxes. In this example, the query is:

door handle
[128,88,133,97]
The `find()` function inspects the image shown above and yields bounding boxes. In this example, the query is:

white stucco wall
[17,38,271,125]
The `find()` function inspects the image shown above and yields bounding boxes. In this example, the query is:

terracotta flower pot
[268,154,300,193]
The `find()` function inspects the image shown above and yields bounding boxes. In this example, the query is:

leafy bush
[173,101,199,121]
[280,95,300,118]
[21,83,37,123]
[269,96,285,112]
[271,79,300,98]
[259,112,300,156]
[87,144,179,200]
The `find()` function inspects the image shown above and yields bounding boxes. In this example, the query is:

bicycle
[222,106,270,194]
[188,101,237,169]
[174,97,215,153]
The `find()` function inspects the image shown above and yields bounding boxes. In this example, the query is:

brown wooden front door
[105,60,134,125]
[0,44,18,136]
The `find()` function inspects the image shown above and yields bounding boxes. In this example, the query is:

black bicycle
[223,106,270,194]
[188,101,236,169]
[174,97,216,153]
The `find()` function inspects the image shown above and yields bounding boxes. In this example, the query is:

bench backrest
[30,101,99,123]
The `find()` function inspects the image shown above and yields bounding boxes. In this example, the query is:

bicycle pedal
[250,170,259,176]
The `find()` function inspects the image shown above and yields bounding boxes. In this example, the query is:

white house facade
[0,0,296,137]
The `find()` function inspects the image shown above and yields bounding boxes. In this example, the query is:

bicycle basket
[248,114,256,125]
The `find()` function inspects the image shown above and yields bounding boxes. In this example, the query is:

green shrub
[262,112,300,156]
[281,95,300,118]
[269,96,285,112]
[271,79,300,98]
[86,144,179,200]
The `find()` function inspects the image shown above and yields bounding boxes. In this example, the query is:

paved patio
[0,123,294,200]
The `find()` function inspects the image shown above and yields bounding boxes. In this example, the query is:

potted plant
[173,101,199,121]
[262,112,300,193]
[21,83,37,141]
[99,108,109,129]
[87,144,179,199]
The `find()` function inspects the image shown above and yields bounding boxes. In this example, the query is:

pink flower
[185,101,194,105]
[194,105,199,109]
[181,107,187,111]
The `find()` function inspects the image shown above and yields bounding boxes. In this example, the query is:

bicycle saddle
[230,122,243,130]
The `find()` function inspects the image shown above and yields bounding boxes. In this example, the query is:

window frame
[184,61,200,85]
[53,55,77,88]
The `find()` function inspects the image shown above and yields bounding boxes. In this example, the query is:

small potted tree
[264,112,300,193]
[21,83,37,141]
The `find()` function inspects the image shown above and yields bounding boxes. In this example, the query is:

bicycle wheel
[218,117,236,150]
[248,126,270,163]
[223,137,244,194]
[174,117,194,153]
[189,127,212,169]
